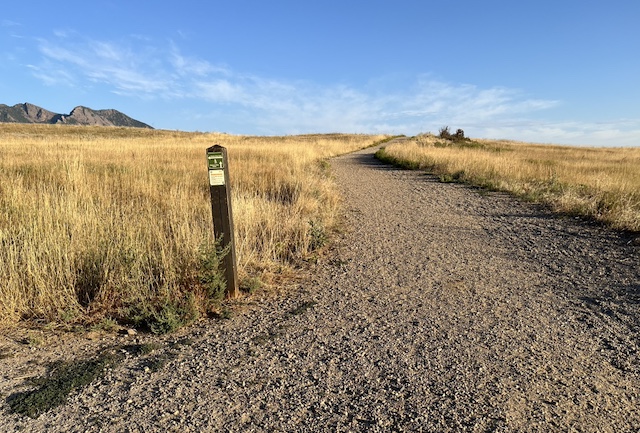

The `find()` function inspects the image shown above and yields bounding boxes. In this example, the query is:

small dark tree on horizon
[439,126,469,142]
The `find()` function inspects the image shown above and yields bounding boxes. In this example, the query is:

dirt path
[2,142,639,431]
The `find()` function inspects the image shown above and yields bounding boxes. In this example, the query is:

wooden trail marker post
[206,145,239,298]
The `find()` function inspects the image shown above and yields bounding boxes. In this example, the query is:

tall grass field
[0,124,386,330]
[376,134,640,233]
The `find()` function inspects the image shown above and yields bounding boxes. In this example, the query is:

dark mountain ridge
[0,103,152,128]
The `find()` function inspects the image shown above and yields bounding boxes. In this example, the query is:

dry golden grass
[0,124,386,329]
[377,135,640,232]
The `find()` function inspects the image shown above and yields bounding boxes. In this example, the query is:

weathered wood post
[206,145,239,298]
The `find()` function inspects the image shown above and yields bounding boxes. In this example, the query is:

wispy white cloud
[1,19,24,39]
[37,38,175,97]
[29,33,639,146]
[170,43,227,77]
[1,20,21,27]
[26,62,76,87]
[52,29,73,38]
[395,80,559,126]
[196,80,247,104]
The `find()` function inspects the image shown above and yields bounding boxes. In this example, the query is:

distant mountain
[0,103,153,128]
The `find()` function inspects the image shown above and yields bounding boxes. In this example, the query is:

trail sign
[207,152,225,186]
[206,145,238,298]
[207,152,224,169]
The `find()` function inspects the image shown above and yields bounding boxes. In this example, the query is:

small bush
[438,126,452,140]
[198,241,228,301]
[439,126,471,143]
[240,276,263,294]
[125,292,199,335]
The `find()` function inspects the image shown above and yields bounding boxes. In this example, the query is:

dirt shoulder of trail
[1,142,639,432]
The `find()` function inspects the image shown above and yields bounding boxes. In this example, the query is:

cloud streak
[30,33,639,146]
[37,38,175,97]
[1,20,21,27]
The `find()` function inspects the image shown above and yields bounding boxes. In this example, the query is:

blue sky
[1,0,639,146]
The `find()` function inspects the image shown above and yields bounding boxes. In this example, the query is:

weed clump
[125,292,199,335]
[240,276,263,294]
[308,220,328,251]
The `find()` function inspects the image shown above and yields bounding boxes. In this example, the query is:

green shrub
[198,241,228,301]
[308,220,328,251]
[125,292,199,335]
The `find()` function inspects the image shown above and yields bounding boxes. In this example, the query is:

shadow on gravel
[350,151,403,170]
[624,283,640,302]
[607,283,640,308]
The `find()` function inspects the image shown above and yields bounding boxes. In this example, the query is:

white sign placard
[209,170,225,186]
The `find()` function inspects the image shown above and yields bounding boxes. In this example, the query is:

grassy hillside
[0,124,386,330]
[376,134,640,232]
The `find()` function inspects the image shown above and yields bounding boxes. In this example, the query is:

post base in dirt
[206,145,239,298]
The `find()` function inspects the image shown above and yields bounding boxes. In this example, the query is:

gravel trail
[2,142,639,432]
